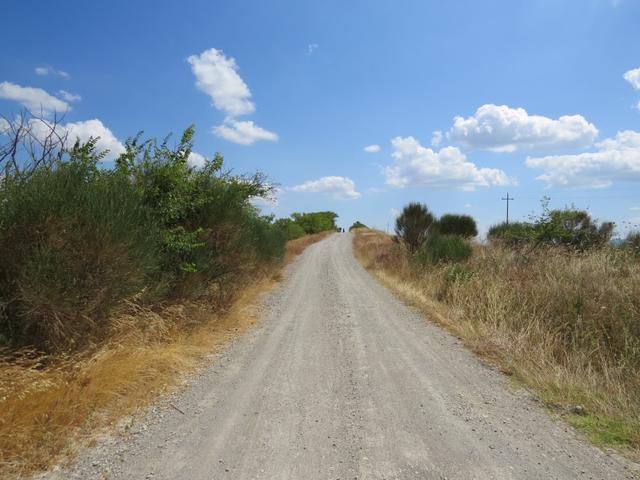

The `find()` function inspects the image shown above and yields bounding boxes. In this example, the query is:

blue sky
[2,0,640,235]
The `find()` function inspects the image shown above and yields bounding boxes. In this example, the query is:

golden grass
[0,233,328,478]
[353,229,640,458]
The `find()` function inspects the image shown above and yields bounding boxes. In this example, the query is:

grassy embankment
[353,228,640,458]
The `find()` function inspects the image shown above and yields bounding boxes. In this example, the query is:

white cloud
[291,176,361,200]
[526,130,640,188]
[251,187,282,207]
[57,90,81,102]
[187,151,207,169]
[306,43,319,55]
[60,119,125,160]
[384,136,512,191]
[187,48,255,117]
[1,116,123,161]
[188,48,278,145]
[447,104,598,152]
[364,144,380,153]
[26,118,124,161]
[630,206,640,211]
[431,130,443,147]
[35,66,70,79]
[624,68,640,90]
[213,120,278,145]
[0,81,70,115]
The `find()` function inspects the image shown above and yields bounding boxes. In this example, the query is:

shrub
[395,202,436,253]
[115,127,283,296]
[438,214,478,238]
[349,221,368,231]
[488,201,613,251]
[290,211,338,234]
[414,234,473,266]
[0,141,159,350]
[0,125,286,351]
[488,221,538,246]
[274,218,306,240]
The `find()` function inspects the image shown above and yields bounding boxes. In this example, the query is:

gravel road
[46,233,636,479]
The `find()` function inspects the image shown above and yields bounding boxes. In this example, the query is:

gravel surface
[41,233,637,479]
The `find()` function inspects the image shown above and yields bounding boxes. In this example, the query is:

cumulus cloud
[187,48,255,117]
[364,144,380,153]
[447,104,598,152]
[526,130,640,188]
[24,118,125,161]
[384,136,512,191]
[35,66,70,79]
[61,119,125,160]
[431,130,443,147]
[291,176,361,200]
[188,48,277,145]
[306,43,319,55]
[57,90,81,102]
[624,68,640,90]
[213,120,278,145]
[0,81,70,115]
[187,151,207,169]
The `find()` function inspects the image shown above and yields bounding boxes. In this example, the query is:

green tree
[349,221,368,231]
[290,211,338,234]
[438,214,478,238]
[274,218,306,240]
[395,202,436,253]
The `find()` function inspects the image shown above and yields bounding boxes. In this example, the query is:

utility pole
[501,192,514,225]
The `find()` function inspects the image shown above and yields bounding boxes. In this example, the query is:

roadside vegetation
[0,112,336,477]
[353,200,640,458]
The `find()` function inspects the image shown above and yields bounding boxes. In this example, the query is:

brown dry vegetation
[353,229,640,457]
[0,234,330,478]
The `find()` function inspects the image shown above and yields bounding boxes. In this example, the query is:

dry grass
[353,229,640,458]
[0,234,328,478]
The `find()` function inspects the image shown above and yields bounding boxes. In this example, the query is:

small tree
[395,202,436,253]
[438,214,478,238]
[349,221,368,231]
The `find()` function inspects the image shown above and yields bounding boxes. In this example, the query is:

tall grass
[354,229,640,456]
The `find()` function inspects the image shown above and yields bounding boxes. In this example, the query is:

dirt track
[48,233,635,479]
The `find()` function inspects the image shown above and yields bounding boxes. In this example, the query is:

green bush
[349,221,368,231]
[274,218,306,240]
[488,206,614,251]
[290,211,338,234]
[0,141,159,350]
[488,221,538,246]
[414,234,473,266]
[437,214,478,238]
[395,203,436,253]
[0,126,286,351]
